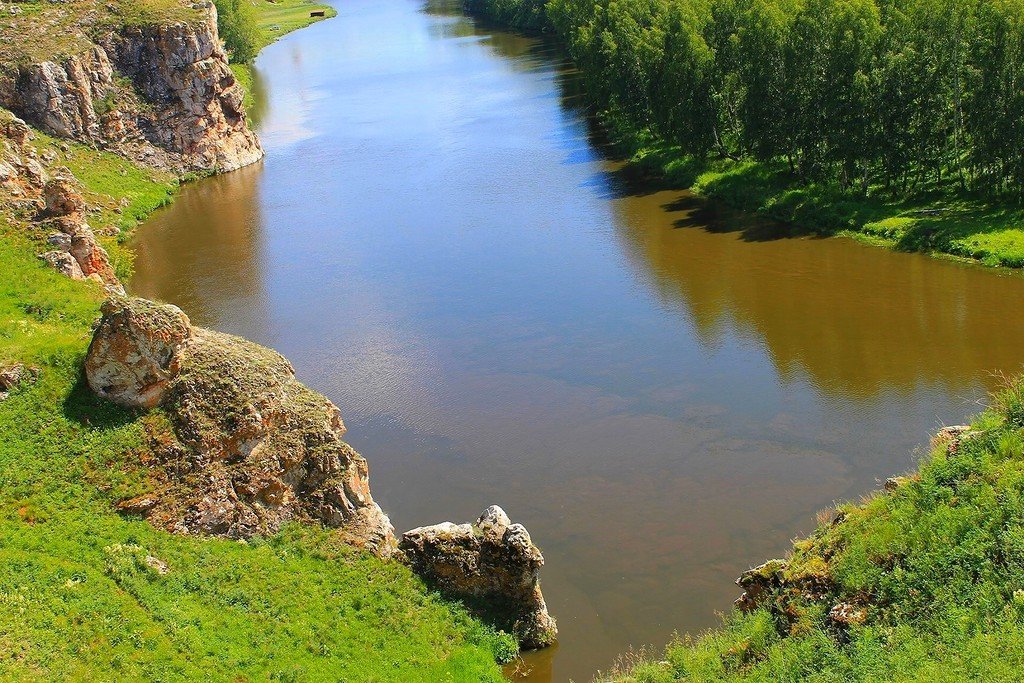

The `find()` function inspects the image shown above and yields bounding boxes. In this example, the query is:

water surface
[131,1,1024,679]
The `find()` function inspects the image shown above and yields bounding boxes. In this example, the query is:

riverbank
[625,139,1024,269]
[0,2,511,680]
[458,0,1024,680]
[466,0,1024,271]
[227,0,337,113]
[603,386,1024,682]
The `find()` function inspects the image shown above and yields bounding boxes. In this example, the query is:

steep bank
[0,2,519,679]
[464,0,1024,270]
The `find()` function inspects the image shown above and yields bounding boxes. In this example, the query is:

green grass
[621,132,1024,269]
[250,0,337,50]
[231,62,258,115]
[606,382,1024,682]
[0,128,509,682]
[0,0,200,66]
[228,0,336,115]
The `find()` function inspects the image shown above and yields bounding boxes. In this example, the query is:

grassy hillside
[0,0,513,675]
[0,128,510,683]
[605,382,1024,682]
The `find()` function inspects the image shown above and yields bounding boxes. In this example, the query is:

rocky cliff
[0,3,261,173]
[85,296,395,554]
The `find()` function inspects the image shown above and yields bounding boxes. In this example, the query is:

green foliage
[214,0,261,63]
[467,0,550,32]
[249,0,337,54]
[470,0,1024,265]
[532,0,1024,197]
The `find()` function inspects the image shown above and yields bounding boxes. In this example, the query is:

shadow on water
[662,193,823,242]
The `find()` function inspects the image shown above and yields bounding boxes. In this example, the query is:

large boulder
[42,174,85,217]
[86,296,394,553]
[400,505,557,649]
[85,297,193,409]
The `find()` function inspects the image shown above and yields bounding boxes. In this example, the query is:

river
[129,1,1024,680]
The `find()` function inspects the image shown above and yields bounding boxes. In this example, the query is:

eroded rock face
[0,110,46,200]
[42,175,86,216]
[19,169,121,290]
[1,5,262,173]
[11,47,116,140]
[400,505,557,649]
[734,559,789,612]
[931,424,977,456]
[86,296,394,554]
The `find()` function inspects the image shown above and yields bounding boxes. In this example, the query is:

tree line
[469,0,1024,199]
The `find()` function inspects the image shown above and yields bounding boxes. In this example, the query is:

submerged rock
[400,505,557,650]
[86,296,394,554]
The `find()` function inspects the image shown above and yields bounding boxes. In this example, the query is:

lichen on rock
[85,296,193,408]
[400,505,557,650]
[85,296,394,554]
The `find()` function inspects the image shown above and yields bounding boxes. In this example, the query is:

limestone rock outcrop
[34,172,121,290]
[400,505,557,649]
[931,424,978,456]
[85,297,193,408]
[85,296,394,554]
[7,46,117,141]
[0,110,46,200]
[0,5,262,173]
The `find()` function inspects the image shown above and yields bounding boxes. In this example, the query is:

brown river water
[130,0,1024,679]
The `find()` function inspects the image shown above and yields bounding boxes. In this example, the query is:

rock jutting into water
[0,3,262,173]
[85,296,395,554]
[400,505,557,650]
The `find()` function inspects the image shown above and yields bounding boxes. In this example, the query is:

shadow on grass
[62,372,139,431]
[892,205,1024,266]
